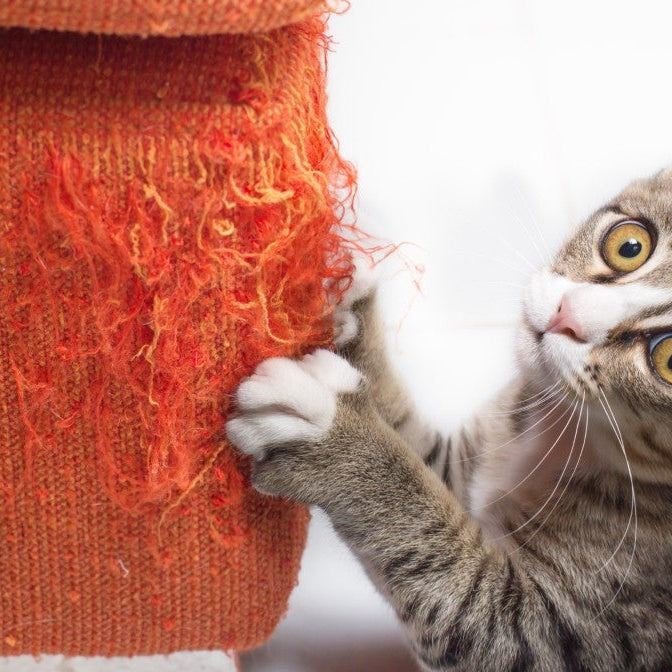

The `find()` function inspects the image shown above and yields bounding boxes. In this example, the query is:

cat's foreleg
[335,267,454,481]
[226,350,566,672]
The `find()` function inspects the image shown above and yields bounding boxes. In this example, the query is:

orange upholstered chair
[0,0,354,659]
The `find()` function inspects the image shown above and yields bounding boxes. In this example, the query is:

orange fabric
[0,16,355,656]
[0,0,333,36]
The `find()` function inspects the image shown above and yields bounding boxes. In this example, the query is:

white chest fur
[467,400,599,546]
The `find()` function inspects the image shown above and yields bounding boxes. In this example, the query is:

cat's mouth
[520,316,596,396]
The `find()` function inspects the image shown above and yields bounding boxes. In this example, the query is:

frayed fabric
[0,17,356,656]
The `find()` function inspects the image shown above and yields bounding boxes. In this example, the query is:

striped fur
[228,169,672,671]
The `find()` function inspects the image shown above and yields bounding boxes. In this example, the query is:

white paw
[226,349,362,458]
[333,257,378,347]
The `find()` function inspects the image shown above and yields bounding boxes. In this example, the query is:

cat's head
[521,170,672,472]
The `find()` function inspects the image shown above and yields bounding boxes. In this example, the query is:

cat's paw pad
[226,349,362,458]
[333,259,378,347]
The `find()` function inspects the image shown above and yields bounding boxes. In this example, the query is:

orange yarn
[0,0,337,36]
[0,11,356,657]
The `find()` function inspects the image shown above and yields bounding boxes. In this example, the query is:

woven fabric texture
[0,17,355,656]
[0,0,332,36]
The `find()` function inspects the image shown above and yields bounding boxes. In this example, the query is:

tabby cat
[226,170,672,671]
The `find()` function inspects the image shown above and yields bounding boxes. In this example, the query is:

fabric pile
[0,0,355,657]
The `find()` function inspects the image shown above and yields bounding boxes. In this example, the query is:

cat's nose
[545,295,587,343]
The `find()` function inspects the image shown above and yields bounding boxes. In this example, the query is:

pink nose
[545,295,587,343]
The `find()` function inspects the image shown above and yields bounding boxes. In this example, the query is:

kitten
[226,170,672,671]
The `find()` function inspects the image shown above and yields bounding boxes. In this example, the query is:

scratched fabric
[0,4,356,657]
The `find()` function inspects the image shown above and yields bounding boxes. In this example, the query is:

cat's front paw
[333,257,378,348]
[226,349,363,499]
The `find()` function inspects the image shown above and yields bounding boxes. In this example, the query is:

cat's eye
[650,333,672,385]
[601,220,653,273]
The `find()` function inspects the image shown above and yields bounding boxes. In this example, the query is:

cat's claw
[226,349,362,459]
[333,258,378,347]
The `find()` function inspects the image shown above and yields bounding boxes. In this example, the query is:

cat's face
[520,170,672,426]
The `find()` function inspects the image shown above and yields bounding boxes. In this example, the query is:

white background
[8,1,672,670]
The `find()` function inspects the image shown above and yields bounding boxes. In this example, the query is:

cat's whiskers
[591,388,638,620]
[596,390,634,569]
[456,389,571,463]
[495,391,586,543]
[516,380,562,405]
[485,395,582,507]
[515,380,562,404]
[492,232,539,274]
[514,398,590,552]
[509,185,554,266]
[598,387,625,446]
[567,371,596,399]
[526,220,553,267]
[511,218,550,269]
[485,381,562,418]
